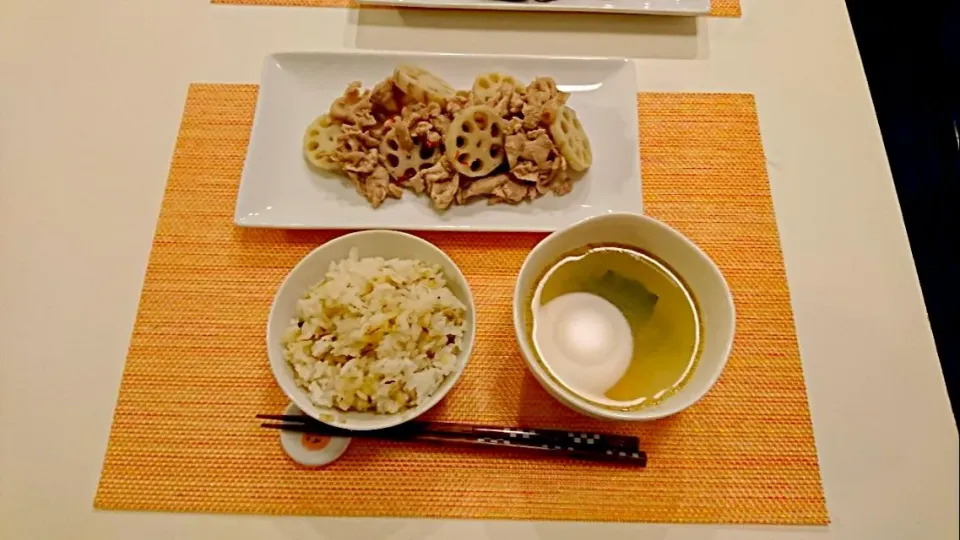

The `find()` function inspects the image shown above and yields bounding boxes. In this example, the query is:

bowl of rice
[267,230,475,431]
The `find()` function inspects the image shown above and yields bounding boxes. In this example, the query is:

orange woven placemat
[94,84,825,524]
[212,0,741,17]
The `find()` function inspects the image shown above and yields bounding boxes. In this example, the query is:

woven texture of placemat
[94,84,825,524]
[211,0,741,17]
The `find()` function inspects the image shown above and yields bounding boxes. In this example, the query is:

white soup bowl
[513,213,735,421]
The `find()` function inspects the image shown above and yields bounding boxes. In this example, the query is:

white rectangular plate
[357,0,709,15]
[236,51,642,232]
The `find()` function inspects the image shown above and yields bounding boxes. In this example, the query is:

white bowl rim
[512,212,736,421]
[267,229,477,431]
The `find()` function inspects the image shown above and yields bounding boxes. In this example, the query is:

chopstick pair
[258,414,646,467]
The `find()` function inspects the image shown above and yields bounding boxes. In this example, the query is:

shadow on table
[352,9,705,59]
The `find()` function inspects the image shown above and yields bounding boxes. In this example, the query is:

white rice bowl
[283,248,466,414]
[267,231,475,430]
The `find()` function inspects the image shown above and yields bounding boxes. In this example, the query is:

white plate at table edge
[236,50,643,232]
[357,0,710,16]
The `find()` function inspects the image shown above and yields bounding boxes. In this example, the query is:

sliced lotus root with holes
[393,64,456,105]
[471,72,524,102]
[549,106,592,172]
[444,105,507,178]
[303,115,342,171]
[378,124,440,181]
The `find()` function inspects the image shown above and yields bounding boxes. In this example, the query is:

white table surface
[0,0,957,538]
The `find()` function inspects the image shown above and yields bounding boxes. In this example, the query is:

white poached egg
[532,292,633,401]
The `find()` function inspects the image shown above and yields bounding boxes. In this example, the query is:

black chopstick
[257,414,647,467]
[256,414,640,452]
[260,422,646,466]
[419,420,640,452]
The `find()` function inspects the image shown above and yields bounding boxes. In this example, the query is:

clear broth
[526,245,702,409]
